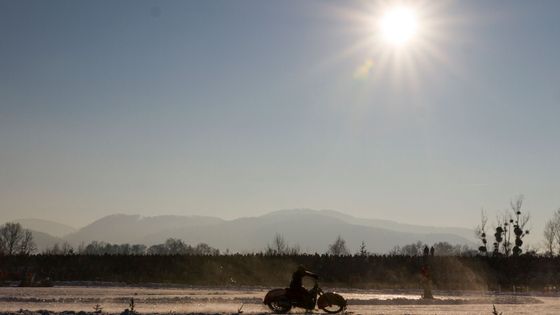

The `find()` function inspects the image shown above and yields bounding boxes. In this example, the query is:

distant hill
[63,214,224,245]
[140,209,473,253]
[59,210,474,253]
[317,209,476,242]
[29,230,64,251]
[13,218,76,238]
[1,220,67,252]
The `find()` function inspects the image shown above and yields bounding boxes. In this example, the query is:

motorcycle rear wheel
[267,297,292,314]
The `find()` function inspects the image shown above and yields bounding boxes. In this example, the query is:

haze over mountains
[9,209,476,254]
[13,218,77,238]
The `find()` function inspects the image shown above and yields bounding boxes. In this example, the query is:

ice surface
[0,285,558,315]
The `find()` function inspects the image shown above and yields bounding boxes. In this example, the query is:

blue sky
[1,0,560,240]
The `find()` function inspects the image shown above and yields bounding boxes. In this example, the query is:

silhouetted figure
[420,265,433,299]
[288,265,319,308]
[421,245,435,299]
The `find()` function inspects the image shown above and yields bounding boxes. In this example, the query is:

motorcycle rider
[288,265,319,307]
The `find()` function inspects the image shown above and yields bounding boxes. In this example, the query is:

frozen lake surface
[0,285,558,314]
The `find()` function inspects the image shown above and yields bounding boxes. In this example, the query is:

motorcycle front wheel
[267,297,292,314]
[317,292,347,314]
[320,303,345,314]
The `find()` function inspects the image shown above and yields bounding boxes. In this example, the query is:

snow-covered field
[0,285,558,315]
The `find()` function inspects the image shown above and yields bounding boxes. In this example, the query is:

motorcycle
[263,280,347,313]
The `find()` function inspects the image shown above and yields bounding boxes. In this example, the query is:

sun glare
[379,6,419,46]
[323,1,451,86]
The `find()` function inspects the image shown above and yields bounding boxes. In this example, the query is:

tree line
[45,238,219,256]
[2,221,476,257]
[2,253,560,291]
[0,222,221,256]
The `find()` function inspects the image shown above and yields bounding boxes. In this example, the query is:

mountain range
[7,209,476,254]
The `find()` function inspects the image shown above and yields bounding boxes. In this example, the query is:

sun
[319,1,452,85]
[379,6,419,46]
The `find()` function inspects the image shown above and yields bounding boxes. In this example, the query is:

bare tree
[0,222,23,255]
[272,233,287,254]
[131,244,147,255]
[328,235,350,256]
[400,241,425,256]
[544,208,560,256]
[286,243,301,255]
[265,233,299,255]
[19,230,36,255]
[543,218,556,257]
[357,241,368,256]
[0,222,36,255]
[194,243,220,255]
[480,196,531,257]
[164,238,188,254]
[475,209,488,255]
[509,195,530,256]
[498,212,513,256]
[388,241,428,256]
[433,242,457,256]
[44,242,74,255]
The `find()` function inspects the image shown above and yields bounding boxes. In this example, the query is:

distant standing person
[420,265,433,299]
[430,246,435,256]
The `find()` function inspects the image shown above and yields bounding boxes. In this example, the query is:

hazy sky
[1,1,560,237]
